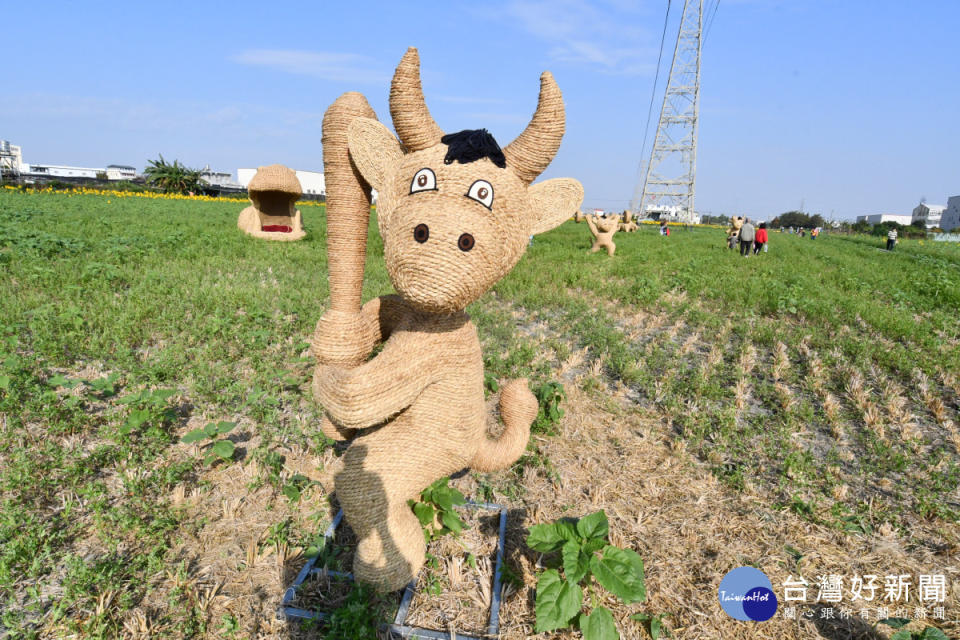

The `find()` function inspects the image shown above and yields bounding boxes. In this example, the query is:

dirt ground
[139,372,957,640]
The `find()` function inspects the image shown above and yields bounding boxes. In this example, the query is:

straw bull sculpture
[310,48,583,590]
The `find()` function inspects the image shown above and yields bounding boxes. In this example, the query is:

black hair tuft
[440,129,506,169]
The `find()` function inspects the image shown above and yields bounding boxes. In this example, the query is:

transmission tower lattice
[635,0,703,223]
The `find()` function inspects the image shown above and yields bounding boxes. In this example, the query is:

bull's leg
[335,432,444,592]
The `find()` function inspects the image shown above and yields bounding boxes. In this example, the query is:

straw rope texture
[587,213,619,256]
[619,209,638,232]
[311,47,583,591]
[237,164,306,241]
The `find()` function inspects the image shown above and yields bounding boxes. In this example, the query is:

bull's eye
[458,233,475,252]
[465,180,494,209]
[414,224,429,243]
[410,168,437,194]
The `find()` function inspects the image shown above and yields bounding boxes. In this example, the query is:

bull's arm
[586,214,599,236]
[313,329,439,430]
[361,294,407,343]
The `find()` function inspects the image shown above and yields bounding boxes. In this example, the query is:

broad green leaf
[449,486,466,506]
[413,502,435,527]
[583,537,607,554]
[919,629,949,640]
[0,375,11,390]
[181,429,207,444]
[211,440,235,460]
[650,617,665,639]
[204,422,219,437]
[591,546,646,603]
[889,632,910,640]
[577,510,609,540]
[282,484,301,502]
[562,539,590,584]
[534,569,582,632]
[48,374,79,389]
[120,409,150,435]
[580,606,619,640]
[216,421,236,434]
[432,486,455,510]
[441,510,464,534]
[527,521,578,552]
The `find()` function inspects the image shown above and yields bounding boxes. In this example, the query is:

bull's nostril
[458,233,475,252]
[413,224,429,243]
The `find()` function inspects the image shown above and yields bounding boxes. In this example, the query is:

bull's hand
[311,308,378,367]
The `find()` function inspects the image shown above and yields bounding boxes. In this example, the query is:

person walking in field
[739,218,755,256]
[887,227,897,251]
[753,222,768,254]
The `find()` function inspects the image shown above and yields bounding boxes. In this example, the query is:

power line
[630,0,672,212]
[704,0,720,45]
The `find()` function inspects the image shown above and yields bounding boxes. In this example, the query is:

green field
[1,190,958,639]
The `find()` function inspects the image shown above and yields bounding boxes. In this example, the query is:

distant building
[199,165,241,189]
[22,163,100,179]
[856,213,913,225]
[912,202,946,229]
[2,139,137,182]
[238,168,326,196]
[941,196,960,232]
[642,204,701,225]
[105,164,137,181]
[0,140,23,172]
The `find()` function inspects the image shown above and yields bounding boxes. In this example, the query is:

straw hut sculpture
[237,164,306,241]
[619,209,638,233]
[587,213,618,256]
[311,48,583,591]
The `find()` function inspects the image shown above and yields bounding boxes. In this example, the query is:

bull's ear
[527,178,584,235]
[347,118,402,191]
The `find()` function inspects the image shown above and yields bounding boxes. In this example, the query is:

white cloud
[502,0,657,75]
[231,49,388,84]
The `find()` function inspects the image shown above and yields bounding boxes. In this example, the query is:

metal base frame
[279,502,508,639]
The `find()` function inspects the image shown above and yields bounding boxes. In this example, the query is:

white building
[105,164,137,181]
[642,204,702,225]
[856,213,913,225]
[238,168,326,196]
[199,165,241,189]
[23,163,100,179]
[0,140,23,172]
[941,196,960,232]
[912,202,946,229]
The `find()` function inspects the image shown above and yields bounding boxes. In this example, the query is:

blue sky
[3,1,957,220]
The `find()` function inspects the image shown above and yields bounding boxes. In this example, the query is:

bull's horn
[504,71,565,185]
[390,48,444,152]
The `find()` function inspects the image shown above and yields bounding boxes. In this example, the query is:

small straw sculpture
[587,213,618,256]
[237,164,306,241]
[311,48,583,591]
[727,215,744,247]
[619,209,638,232]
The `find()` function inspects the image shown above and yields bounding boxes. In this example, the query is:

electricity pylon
[635,0,703,223]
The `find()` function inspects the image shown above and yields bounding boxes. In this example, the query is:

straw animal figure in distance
[586,213,618,256]
[237,164,306,241]
[619,209,638,233]
[726,215,744,249]
[311,48,583,591]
